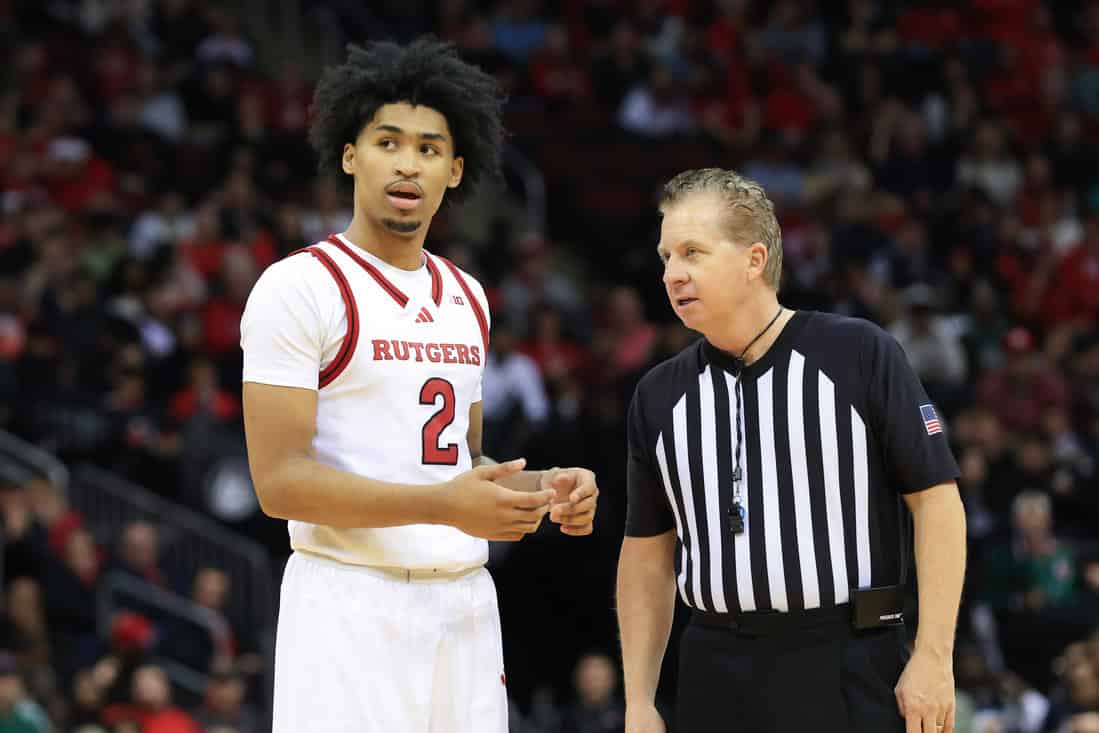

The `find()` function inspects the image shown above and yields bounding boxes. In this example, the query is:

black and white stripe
[654,350,876,613]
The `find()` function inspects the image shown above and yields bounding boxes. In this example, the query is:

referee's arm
[867,327,966,733]
[617,389,677,731]
[618,531,676,729]
[898,481,967,731]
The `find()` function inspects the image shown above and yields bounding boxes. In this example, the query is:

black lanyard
[727,306,784,535]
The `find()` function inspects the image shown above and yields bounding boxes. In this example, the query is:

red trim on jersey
[437,256,489,353]
[326,235,409,308]
[291,247,359,388]
[424,252,444,307]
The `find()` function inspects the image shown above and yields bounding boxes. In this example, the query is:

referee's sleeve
[624,385,675,536]
[865,326,960,494]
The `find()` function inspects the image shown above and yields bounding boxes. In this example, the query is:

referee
[616,169,967,733]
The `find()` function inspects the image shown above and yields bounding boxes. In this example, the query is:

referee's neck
[706,294,788,366]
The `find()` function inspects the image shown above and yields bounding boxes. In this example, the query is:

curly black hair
[308,37,506,204]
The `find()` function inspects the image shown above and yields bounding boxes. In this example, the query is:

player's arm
[240,259,551,538]
[244,382,438,528]
[243,383,548,537]
[468,401,598,534]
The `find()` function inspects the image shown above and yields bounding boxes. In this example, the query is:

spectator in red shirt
[180,202,229,280]
[1044,212,1099,327]
[977,326,1070,434]
[520,305,589,384]
[42,138,115,214]
[201,245,258,357]
[601,286,657,380]
[170,358,239,424]
[102,665,202,733]
[529,25,591,106]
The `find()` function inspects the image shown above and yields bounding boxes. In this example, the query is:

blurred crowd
[2,0,1099,731]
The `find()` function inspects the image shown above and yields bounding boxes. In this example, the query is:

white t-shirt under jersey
[241,234,491,571]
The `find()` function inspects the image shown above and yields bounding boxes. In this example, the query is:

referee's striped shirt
[625,310,959,614]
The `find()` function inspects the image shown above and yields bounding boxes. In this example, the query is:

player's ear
[342,143,356,176]
[448,156,464,189]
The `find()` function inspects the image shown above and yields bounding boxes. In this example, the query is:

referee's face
[658,193,757,331]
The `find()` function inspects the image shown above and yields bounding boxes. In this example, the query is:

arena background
[2,1,1099,731]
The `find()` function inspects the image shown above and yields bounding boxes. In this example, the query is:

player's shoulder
[246,242,347,317]
[259,242,341,290]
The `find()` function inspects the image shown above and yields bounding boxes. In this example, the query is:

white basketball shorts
[271,551,508,733]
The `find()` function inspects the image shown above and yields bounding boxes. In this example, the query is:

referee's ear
[746,241,769,282]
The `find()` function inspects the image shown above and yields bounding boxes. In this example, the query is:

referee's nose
[663,259,689,288]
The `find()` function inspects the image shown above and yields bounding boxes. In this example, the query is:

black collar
[702,310,811,379]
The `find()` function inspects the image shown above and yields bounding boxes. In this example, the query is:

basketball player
[240,39,599,733]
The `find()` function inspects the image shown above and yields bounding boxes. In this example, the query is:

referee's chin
[672,307,708,334]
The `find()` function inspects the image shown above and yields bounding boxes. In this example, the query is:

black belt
[692,603,853,636]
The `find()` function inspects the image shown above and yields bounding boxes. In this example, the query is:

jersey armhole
[289,246,359,388]
[434,254,489,353]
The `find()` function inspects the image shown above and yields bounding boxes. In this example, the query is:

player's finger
[922,713,939,733]
[553,495,596,518]
[510,505,550,523]
[475,457,526,480]
[511,489,555,509]
[567,483,597,504]
[561,523,593,536]
[550,469,575,490]
[559,512,594,527]
[492,531,525,542]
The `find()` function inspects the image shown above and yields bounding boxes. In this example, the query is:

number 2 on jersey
[420,378,458,465]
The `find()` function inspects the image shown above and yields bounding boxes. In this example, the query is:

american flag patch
[920,404,942,435]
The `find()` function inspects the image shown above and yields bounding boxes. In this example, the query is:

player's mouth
[674,297,699,309]
[385,182,424,211]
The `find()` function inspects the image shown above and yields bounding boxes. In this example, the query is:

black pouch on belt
[851,585,905,630]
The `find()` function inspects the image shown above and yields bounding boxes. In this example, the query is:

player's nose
[393,150,421,178]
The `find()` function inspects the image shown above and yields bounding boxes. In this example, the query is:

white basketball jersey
[274,234,490,571]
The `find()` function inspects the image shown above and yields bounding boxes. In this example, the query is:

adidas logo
[414,307,434,324]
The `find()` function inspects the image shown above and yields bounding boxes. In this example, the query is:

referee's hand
[542,467,599,536]
[895,647,955,733]
[625,704,665,733]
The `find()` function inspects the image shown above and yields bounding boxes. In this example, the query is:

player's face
[657,192,767,332]
[342,102,464,238]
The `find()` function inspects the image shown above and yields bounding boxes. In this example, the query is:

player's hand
[625,704,666,733]
[440,458,555,541]
[543,467,598,536]
[895,648,955,733]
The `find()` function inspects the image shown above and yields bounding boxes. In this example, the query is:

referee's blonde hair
[659,168,783,290]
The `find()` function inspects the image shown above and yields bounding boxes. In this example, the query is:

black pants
[676,614,909,733]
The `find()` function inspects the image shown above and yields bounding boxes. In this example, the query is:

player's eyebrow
[375,124,448,142]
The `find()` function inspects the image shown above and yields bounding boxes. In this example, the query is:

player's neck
[707,293,789,366]
[341,217,428,271]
